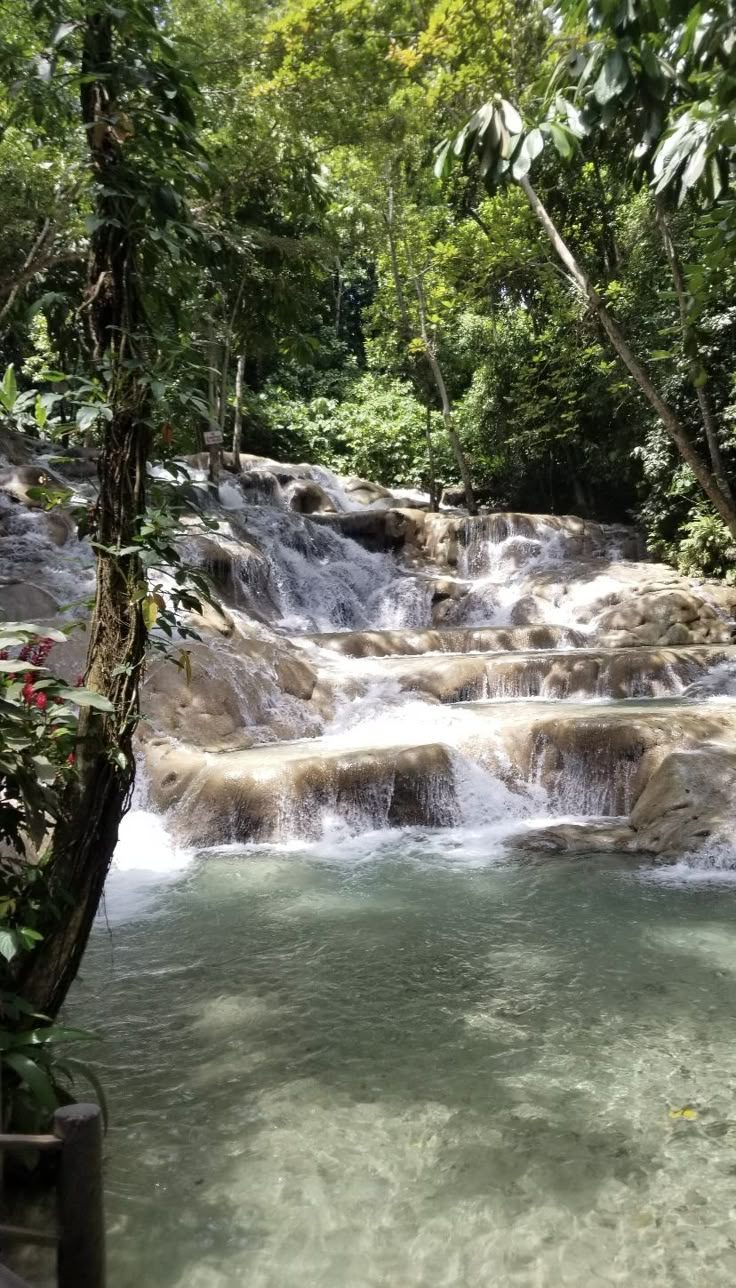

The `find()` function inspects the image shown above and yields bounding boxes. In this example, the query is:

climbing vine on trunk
[17,1,202,1018]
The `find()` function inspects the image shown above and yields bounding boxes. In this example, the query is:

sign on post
[203,429,223,446]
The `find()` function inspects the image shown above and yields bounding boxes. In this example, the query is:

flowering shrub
[0,622,115,1126]
[0,621,112,962]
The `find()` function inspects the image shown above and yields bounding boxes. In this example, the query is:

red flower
[67,752,75,766]
[30,638,54,666]
[75,675,84,688]
[34,691,48,712]
[21,681,35,703]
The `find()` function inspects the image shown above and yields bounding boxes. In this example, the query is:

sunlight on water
[61,840,736,1288]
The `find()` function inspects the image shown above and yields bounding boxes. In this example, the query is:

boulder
[0,581,60,621]
[144,738,460,845]
[141,625,322,751]
[44,509,76,546]
[630,744,736,854]
[515,819,636,855]
[283,480,337,515]
[342,476,393,505]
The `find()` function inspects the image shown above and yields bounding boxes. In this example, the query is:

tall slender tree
[20,1,202,1017]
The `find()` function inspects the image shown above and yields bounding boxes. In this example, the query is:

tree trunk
[20,10,150,1017]
[425,406,438,511]
[335,256,343,337]
[422,340,475,514]
[384,181,475,513]
[218,275,246,447]
[411,267,476,515]
[654,196,733,505]
[518,176,736,543]
[384,186,412,341]
[207,320,221,486]
[0,219,53,326]
[232,351,245,472]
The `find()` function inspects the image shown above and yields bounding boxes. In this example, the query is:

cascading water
[199,493,433,635]
[5,449,736,1288]
[2,450,734,849]
[132,462,734,850]
[87,458,729,849]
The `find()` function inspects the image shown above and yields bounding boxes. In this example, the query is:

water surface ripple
[70,842,736,1287]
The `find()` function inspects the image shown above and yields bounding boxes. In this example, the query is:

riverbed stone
[515,819,637,854]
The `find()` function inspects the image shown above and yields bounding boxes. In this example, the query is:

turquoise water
[67,838,736,1287]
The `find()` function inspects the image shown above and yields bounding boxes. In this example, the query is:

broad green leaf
[1,365,17,412]
[562,99,586,139]
[23,1024,97,1046]
[31,755,58,784]
[500,100,523,135]
[433,138,452,180]
[0,929,20,962]
[640,41,667,97]
[511,139,532,180]
[525,128,544,161]
[53,20,78,44]
[57,687,114,712]
[1,624,68,643]
[452,124,470,158]
[478,132,498,177]
[3,1051,58,1112]
[593,49,630,105]
[467,102,494,138]
[142,595,159,629]
[548,123,573,160]
[76,404,100,431]
[681,141,707,195]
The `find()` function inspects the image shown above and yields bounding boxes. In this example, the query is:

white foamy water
[104,778,194,921]
[217,504,433,634]
[0,493,95,611]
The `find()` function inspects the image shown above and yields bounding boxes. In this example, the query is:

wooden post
[54,1104,105,1288]
[0,1262,33,1287]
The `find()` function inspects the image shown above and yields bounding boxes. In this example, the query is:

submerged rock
[515,819,637,854]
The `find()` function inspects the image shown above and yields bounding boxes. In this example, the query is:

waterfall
[2,449,735,861]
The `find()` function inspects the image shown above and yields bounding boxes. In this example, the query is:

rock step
[310,506,644,565]
[320,644,736,704]
[146,700,736,845]
[295,624,588,658]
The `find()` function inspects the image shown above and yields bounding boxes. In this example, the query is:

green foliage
[0,993,105,1131]
[264,372,453,488]
[676,509,736,582]
[0,622,112,860]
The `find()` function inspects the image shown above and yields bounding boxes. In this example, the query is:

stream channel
[4,454,736,1286]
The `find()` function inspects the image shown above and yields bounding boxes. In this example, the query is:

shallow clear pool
[68,838,736,1287]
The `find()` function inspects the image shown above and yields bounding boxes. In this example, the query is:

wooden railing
[0,1103,105,1288]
